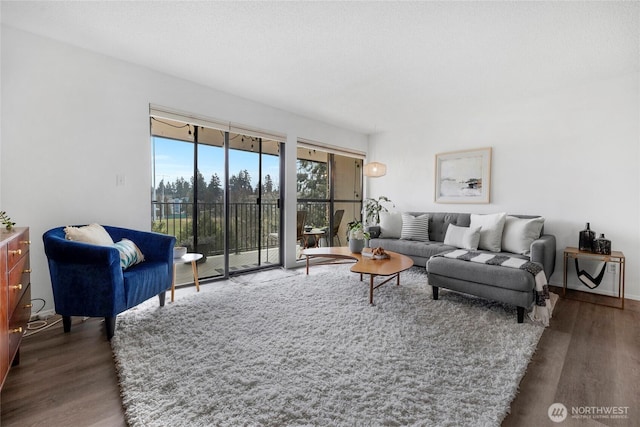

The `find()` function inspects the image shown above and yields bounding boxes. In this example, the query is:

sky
[152,137,280,191]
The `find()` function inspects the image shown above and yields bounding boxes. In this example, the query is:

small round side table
[171,253,203,302]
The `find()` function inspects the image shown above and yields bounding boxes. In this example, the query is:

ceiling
[2,1,638,134]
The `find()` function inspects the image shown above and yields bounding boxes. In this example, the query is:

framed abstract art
[435,147,492,204]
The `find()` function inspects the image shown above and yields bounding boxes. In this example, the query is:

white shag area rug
[111,264,544,427]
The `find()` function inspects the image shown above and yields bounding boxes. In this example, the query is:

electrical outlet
[608,264,616,273]
[116,174,126,186]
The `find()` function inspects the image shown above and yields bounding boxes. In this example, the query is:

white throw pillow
[400,213,430,242]
[469,213,507,252]
[64,223,114,246]
[443,224,481,250]
[379,212,403,239]
[501,216,545,255]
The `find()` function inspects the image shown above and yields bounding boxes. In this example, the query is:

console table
[563,246,625,309]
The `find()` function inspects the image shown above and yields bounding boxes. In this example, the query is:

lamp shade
[363,162,387,177]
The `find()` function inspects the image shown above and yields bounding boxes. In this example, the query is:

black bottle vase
[578,222,595,252]
[593,234,612,255]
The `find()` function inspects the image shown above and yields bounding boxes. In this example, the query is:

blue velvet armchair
[43,225,176,340]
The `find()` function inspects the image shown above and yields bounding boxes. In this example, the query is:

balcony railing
[152,201,280,256]
[152,200,356,257]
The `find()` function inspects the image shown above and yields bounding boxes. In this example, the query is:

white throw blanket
[439,249,555,326]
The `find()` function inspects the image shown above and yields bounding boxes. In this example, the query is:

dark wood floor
[2,290,638,427]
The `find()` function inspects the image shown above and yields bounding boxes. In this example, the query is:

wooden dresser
[0,227,31,390]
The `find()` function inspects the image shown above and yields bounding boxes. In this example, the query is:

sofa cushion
[379,212,403,238]
[470,213,506,252]
[428,212,471,242]
[443,224,481,250]
[400,213,430,241]
[501,216,545,255]
[370,238,456,261]
[64,223,114,246]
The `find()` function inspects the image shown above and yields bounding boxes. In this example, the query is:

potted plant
[0,211,15,231]
[363,196,394,226]
[346,220,370,253]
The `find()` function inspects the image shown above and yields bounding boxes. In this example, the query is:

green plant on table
[346,220,370,241]
[0,211,15,231]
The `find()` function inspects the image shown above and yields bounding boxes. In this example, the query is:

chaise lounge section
[368,212,556,322]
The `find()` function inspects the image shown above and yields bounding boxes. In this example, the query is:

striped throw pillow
[400,213,430,242]
[113,238,145,269]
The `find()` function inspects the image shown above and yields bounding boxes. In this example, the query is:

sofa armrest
[366,226,381,239]
[530,234,556,279]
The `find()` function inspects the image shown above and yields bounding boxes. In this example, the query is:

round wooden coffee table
[301,247,414,304]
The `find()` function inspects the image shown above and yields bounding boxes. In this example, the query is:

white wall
[369,72,640,301]
[0,26,368,312]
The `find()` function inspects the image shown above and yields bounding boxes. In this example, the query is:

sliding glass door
[151,116,282,285]
[296,145,363,254]
[227,133,280,270]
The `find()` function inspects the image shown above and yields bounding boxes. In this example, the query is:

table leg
[563,252,568,296]
[171,265,176,302]
[369,274,375,305]
[397,273,400,286]
[191,261,200,292]
[620,257,625,309]
[306,255,310,275]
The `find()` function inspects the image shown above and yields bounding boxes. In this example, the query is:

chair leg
[158,291,166,307]
[63,315,71,333]
[105,316,116,340]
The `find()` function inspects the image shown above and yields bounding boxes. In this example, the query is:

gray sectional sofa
[368,212,556,322]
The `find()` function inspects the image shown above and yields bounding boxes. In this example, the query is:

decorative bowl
[173,246,187,258]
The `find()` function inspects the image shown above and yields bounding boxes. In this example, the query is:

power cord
[23,298,91,337]
[30,298,46,316]
[24,317,62,337]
